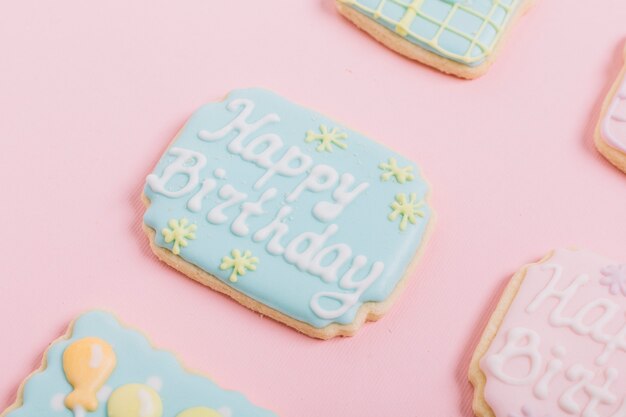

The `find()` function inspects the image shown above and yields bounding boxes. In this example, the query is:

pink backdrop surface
[0,1,625,416]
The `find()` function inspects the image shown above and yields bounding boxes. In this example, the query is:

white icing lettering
[560,365,594,414]
[206,185,247,224]
[286,164,339,203]
[533,346,565,400]
[583,368,619,417]
[187,179,217,212]
[485,327,542,386]
[154,98,395,323]
[284,224,339,271]
[254,146,313,190]
[252,206,293,255]
[313,173,369,222]
[571,298,620,337]
[197,98,279,154]
[240,134,284,167]
[527,264,590,326]
[146,147,207,198]
[559,366,618,417]
[527,264,626,366]
[597,323,626,366]
[231,188,277,236]
[310,256,385,320]
[308,243,353,283]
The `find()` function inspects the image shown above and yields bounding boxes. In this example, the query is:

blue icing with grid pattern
[340,0,522,66]
[143,89,432,329]
[4,311,277,417]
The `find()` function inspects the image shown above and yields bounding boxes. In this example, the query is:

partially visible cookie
[469,249,626,417]
[596,45,626,174]
[1,311,277,417]
[142,88,433,339]
[336,0,534,79]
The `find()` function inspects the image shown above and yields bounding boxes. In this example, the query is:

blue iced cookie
[143,89,433,339]
[1,311,277,417]
[336,0,534,79]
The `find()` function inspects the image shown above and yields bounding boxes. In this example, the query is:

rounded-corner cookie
[336,0,535,79]
[469,248,626,417]
[142,88,434,340]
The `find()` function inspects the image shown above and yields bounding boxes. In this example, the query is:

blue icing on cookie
[5,311,277,417]
[143,88,432,329]
[339,0,522,66]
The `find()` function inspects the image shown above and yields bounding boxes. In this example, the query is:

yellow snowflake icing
[161,218,197,255]
[305,125,348,152]
[388,193,426,231]
[379,157,415,184]
[220,249,259,283]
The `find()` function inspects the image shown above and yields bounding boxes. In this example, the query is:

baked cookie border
[336,0,535,79]
[468,251,553,417]
[595,45,626,174]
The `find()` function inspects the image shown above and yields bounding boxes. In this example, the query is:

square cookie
[336,0,534,79]
[143,88,433,339]
[469,249,626,417]
[1,311,277,417]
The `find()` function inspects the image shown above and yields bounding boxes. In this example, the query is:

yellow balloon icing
[107,384,163,417]
[63,337,117,412]
[176,407,223,417]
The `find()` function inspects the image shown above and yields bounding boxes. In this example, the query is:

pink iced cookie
[470,249,626,417]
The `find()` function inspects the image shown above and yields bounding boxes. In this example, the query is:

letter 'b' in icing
[143,88,432,338]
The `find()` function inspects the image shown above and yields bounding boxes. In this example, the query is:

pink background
[0,1,625,416]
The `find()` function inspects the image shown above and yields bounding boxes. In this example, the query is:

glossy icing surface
[338,0,522,66]
[602,66,626,153]
[5,311,276,417]
[143,88,432,329]
[480,249,626,417]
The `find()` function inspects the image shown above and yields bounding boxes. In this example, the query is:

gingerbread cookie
[1,311,276,417]
[336,0,534,79]
[143,88,433,339]
[469,249,626,417]
[595,45,626,174]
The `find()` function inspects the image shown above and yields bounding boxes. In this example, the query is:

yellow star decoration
[305,125,348,152]
[220,249,259,283]
[161,218,197,255]
[378,157,415,184]
[388,193,426,231]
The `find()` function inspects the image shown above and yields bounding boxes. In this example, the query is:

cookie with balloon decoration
[595,44,626,174]
[468,249,626,417]
[142,88,433,339]
[0,311,277,417]
[336,0,535,79]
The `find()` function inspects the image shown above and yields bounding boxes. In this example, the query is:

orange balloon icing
[63,337,116,412]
